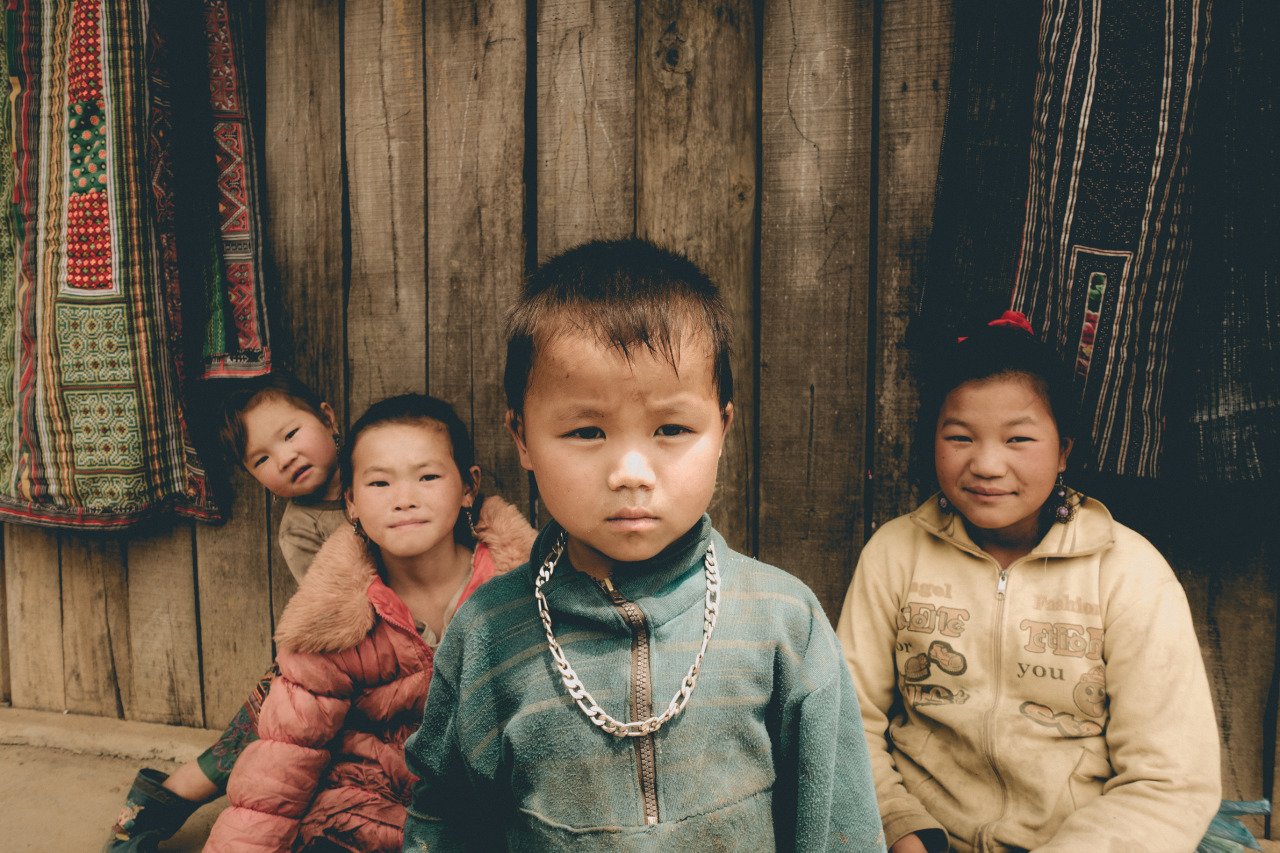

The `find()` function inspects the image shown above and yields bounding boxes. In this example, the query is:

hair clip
[957,310,1036,342]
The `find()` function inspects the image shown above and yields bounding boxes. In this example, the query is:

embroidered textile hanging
[919,0,1278,482]
[0,0,270,528]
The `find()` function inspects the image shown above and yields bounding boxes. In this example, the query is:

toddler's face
[510,330,731,580]
[241,396,340,499]
[345,422,476,561]
[934,375,1071,550]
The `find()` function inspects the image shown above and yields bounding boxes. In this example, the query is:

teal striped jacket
[403,516,886,852]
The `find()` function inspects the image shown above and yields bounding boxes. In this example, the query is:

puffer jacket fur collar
[274,495,535,655]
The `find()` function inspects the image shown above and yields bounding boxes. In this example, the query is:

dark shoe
[104,768,200,852]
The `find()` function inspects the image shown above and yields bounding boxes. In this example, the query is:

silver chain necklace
[533,532,720,738]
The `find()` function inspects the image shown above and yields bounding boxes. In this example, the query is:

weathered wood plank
[243,0,344,723]
[536,0,635,258]
[870,0,953,528]
[0,527,8,703]
[1181,555,1274,840]
[125,523,202,726]
[636,0,756,554]
[195,471,273,728]
[344,0,428,417]
[425,0,529,510]
[263,0,345,403]
[4,527,64,710]
[758,0,874,617]
[60,536,130,718]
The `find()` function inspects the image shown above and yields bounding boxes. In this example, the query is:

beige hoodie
[837,495,1219,852]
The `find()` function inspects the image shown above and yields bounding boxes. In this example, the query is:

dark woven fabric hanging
[920,0,1277,482]
[1174,0,1280,482]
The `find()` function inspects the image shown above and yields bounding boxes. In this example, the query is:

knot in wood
[654,27,691,75]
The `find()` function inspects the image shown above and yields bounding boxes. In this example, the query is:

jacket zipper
[601,577,660,826]
[976,566,1012,850]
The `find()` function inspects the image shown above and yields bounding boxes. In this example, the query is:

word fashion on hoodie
[1032,592,1101,615]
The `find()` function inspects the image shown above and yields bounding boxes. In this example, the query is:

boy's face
[240,396,340,500]
[509,330,732,580]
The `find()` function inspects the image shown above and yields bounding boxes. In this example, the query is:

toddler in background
[108,372,348,851]
[837,314,1220,852]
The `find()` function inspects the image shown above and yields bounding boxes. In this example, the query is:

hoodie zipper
[600,577,660,826]
[976,565,1012,850]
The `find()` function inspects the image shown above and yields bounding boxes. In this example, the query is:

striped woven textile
[0,0,269,528]
[920,0,1277,482]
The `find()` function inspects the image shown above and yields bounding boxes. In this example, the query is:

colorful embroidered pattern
[55,304,133,384]
[64,389,143,469]
[75,472,148,511]
[202,0,270,377]
[1,0,227,527]
[1075,272,1106,379]
[66,0,113,291]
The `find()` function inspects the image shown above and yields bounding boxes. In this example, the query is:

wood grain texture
[536,0,635,257]
[636,0,756,553]
[124,524,202,726]
[3,526,63,710]
[425,0,529,511]
[0,528,8,703]
[1180,557,1274,840]
[757,0,874,616]
[870,0,953,528]
[264,0,345,405]
[344,0,428,416]
[195,471,273,728]
[60,536,130,718]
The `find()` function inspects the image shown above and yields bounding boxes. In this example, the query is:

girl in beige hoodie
[838,314,1219,852]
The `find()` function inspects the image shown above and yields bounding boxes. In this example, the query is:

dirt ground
[2,706,1277,851]
[0,707,225,851]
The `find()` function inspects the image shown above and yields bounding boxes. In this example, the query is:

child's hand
[890,833,930,853]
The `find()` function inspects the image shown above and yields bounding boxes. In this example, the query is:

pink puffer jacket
[204,496,535,852]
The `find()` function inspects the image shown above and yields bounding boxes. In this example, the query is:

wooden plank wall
[0,0,1275,837]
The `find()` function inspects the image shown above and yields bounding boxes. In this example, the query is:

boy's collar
[530,515,715,630]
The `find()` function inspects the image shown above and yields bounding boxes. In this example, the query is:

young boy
[107,372,346,852]
[403,239,885,850]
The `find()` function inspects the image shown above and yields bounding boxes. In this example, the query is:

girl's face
[345,421,479,561]
[241,396,340,499]
[934,374,1072,551]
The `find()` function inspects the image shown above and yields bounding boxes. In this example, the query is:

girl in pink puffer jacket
[204,394,535,852]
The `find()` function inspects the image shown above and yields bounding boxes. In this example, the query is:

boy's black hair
[217,371,331,466]
[503,238,733,414]
[914,322,1089,482]
[340,393,480,547]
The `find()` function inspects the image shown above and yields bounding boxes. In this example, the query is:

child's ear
[1058,436,1075,472]
[717,403,734,458]
[320,401,338,433]
[344,488,357,521]
[720,402,735,434]
[465,465,482,505]
[506,410,533,472]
